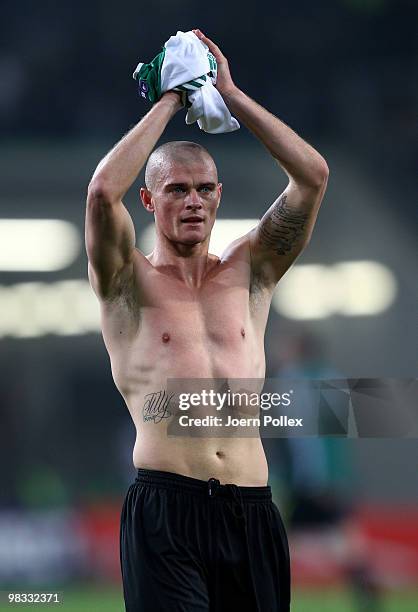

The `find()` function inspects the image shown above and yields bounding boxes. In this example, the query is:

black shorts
[120,469,291,611]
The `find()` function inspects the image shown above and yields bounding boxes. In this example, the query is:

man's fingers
[193,29,224,59]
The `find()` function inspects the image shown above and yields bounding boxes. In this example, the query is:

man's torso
[98,241,273,485]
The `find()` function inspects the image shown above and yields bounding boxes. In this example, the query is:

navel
[162,332,171,344]
[241,328,246,338]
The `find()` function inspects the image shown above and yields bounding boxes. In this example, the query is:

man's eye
[173,187,185,193]
[199,186,211,192]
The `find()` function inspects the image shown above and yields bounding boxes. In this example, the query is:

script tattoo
[142,390,174,424]
[259,195,309,255]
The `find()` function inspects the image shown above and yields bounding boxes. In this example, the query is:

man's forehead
[159,159,218,186]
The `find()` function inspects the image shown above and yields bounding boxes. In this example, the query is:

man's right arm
[85,92,182,299]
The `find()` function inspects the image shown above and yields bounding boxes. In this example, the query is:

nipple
[162,332,170,343]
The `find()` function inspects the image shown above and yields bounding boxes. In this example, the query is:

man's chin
[178,237,206,246]
[176,231,209,246]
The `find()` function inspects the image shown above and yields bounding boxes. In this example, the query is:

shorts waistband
[135,468,272,502]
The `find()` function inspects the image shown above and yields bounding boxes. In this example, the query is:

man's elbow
[291,157,329,193]
[319,157,329,182]
[309,157,329,190]
[87,178,118,207]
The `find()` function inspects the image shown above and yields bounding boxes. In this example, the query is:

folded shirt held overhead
[133,30,240,134]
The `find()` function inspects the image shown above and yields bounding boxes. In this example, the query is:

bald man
[85,30,328,612]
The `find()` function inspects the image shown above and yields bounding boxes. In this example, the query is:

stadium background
[0,0,417,610]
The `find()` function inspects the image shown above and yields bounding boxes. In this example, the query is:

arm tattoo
[259,195,309,255]
[142,390,174,423]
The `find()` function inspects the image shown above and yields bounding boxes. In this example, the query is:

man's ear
[140,187,155,212]
[216,182,223,208]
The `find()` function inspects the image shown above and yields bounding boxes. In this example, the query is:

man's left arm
[194,30,329,287]
[224,89,329,286]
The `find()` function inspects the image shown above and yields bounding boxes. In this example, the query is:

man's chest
[140,273,252,347]
[103,257,270,352]
[102,261,269,386]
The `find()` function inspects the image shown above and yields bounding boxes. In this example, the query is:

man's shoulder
[219,233,251,264]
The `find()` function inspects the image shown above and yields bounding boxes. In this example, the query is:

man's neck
[148,239,218,288]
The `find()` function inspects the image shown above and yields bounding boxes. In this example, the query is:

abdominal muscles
[107,307,268,483]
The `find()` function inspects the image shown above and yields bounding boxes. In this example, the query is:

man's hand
[192,29,237,97]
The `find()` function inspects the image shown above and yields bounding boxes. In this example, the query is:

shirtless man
[85,29,328,612]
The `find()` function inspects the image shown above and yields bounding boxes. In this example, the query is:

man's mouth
[181,216,204,224]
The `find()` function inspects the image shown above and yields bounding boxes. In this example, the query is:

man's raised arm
[85,92,182,299]
[194,29,329,287]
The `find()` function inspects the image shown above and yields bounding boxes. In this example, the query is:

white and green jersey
[132,30,239,134]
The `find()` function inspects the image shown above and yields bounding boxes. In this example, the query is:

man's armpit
[88,256,138,310]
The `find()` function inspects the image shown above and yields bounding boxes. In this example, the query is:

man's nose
[185,189,202,208]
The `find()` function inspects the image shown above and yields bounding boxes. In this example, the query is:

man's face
[142,155,222,247]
